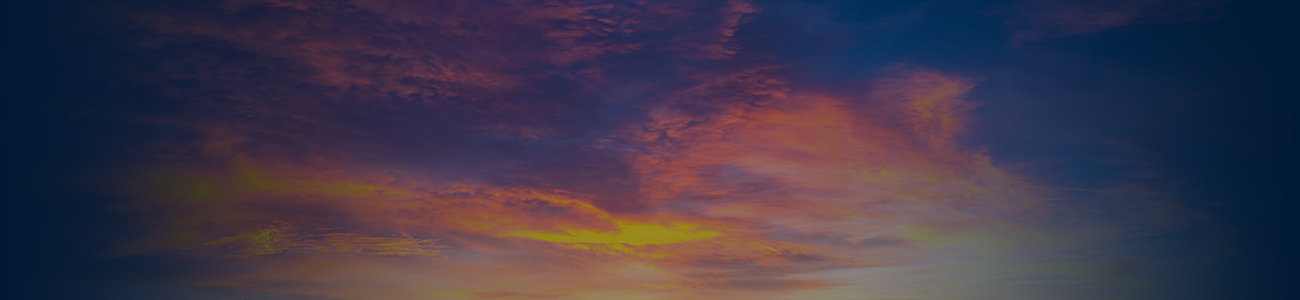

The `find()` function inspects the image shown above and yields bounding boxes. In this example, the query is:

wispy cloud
[992,0,1226,42]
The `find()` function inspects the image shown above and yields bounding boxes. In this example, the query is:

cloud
[52,0,1225,299]
[992,0,1226,42]
[194,221,446,259]
[80,0,764,155]
[94,64,1072,298]
[88,58,1214,298]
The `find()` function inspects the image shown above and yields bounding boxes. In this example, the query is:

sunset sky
[14,0,1297,299]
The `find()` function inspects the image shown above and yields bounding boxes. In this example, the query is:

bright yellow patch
[507,221,720,246]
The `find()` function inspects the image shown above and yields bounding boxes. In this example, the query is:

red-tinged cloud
[993,0,1226,42]
[64,0,1225,299]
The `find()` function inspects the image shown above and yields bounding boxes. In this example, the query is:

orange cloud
[86,57,1219,298]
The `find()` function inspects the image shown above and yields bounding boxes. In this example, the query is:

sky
[12,0,1298,299]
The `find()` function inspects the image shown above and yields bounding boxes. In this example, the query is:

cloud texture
[29,0,1247,299]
